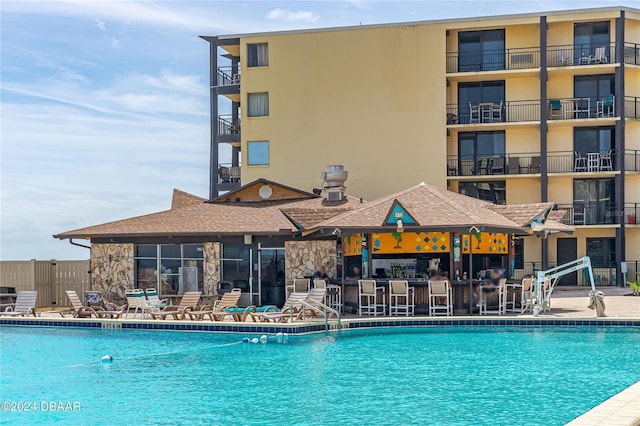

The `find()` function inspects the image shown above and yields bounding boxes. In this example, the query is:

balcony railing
[446,47,540,73]
[547,43,617,67]
[556,202,616,226]
[447,100,540,125]
[625,96,640,119]
[547,150,616,174]
[216,66,241,87]
[547,96,617,120]
[625,203,640,225]
[623,42,640,65]
[218,114,240,136]
[447,153,541,177]
[625,149,640,172]
[514,261,638,286]
[218,163,241,184]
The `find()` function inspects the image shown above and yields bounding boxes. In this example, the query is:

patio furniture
[249,292,309,323]
[85,291,126,317]
[186,289,242,321]
[508,156,520,174]
[590,46,608,64]
[491,157,505,175]
[149,291,201,320]
[596,94,615,117]
[144,288,167,309]
[469,102,479,123]
[572,98,590,119]
[313,279,326,289]
[124,289,150,318]
[388,280,414,316]
[428,280,452,316]
[478,278,507,315]
[326,284,342,313]
[573,204,586,225]
[599,149,613,171]
[300,288,331,319]
[574,151,588,172]
[555,49,572,66]
[549,99,563,119]
[479,102,493,123]
[65,290,111,318]
[0,291,37,317]
[491,101,503,122]
[515,278,534,314]
[286,278,310,298]
[358,279,386,316]
[529,156,541,174]
[447,113,459,125]
[587,152,600,172]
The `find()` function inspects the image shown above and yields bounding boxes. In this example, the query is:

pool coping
[1,315,639,334]
[565,380,640,426]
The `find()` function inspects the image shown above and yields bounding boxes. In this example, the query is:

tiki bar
[54,168,572,316]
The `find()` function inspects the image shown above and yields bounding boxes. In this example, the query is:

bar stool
[286,278,310,299]
[478,279,507,315]
[428,280,452,316]
[358,279,386,316]
[389,280,414,316]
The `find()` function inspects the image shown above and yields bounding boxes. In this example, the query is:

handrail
[297,299,341,331]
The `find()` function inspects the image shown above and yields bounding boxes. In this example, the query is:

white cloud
[96,18,106,31]
[110,37,119,47]
[266,8,319,23]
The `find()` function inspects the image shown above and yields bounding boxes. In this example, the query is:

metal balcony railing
[447,153,541,177]
[446,100,540,125]
[625,96,640,119]
[218,114,240,136]
[216,66,241,87]
[556,202,616,226]
[547,43,617,67]
[547,96,617,120]
[624,203,640,225]
[446,47,540,73]
[623,42,640,65]
[513,261,636,286]
[218,163,241,184]
[624,149,640,172]
[547,150,616,173]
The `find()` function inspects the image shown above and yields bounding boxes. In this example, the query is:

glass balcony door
[458,131,505,176]
[573,178,615,224]
[574,22,610,63]
[458,29,505,72]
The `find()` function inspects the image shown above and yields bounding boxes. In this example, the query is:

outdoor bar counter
[341,279,482,315]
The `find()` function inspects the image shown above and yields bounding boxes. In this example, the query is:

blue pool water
[1,326,639,425]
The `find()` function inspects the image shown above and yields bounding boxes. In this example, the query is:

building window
[513,238,524,270]
[247,92,269,117]
[134,244,204,295]
[458,131,505,176]
[221,244,251,293]
[574,74,614,117]
[459,181,506,205]
[458,29,505,72]
[574,22,610,63]
[586,238,615,267]
[247,141,269,165]
[247,43,268,67]
[458,81,505,124]
[574,127,614,158]
[573,178,615,225]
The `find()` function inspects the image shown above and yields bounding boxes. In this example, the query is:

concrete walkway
[565,381,640,426]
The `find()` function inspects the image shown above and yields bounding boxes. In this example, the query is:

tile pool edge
[1,316,639,334]
[565,380,640,426]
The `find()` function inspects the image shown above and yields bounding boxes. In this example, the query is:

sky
[1,0,637,260]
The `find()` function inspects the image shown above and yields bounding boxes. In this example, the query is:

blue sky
[1,0,636,260]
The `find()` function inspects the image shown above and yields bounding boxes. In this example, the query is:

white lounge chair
[0,291,37,317]
[144,288,167,310]
[249,292,309,323]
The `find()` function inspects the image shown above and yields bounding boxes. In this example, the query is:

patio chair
[428,280,452,316]
[590,46,607,64]
[599,149,613,171]
[389,280,414,316]
[508,156,520,175]
[85,291,126,318]
[286,278,310,298]
[529,156,541,174]
[469,102,479,123]
[596,94,615,117]
[144,288,167,309]
[491,157,505,175]
[150,291,201,320]
[300,288,332,319]
[555,49,572,66]
[549,99,563,119]
[519,278,534,314]
[574,151,588,172]
[478,278,507,315]
[313,279,327,289]
[124,289,150,318]
[64,290,110,318]
[358,280,386,316]
[249,292,309,323]
[491,100,503,122]
[0,291,37,317]
[186,289,242,321]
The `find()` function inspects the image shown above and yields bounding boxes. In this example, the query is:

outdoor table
[478,102,494,123]
[587,152,600,172]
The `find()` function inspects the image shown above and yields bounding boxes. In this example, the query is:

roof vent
[321,165,348,202]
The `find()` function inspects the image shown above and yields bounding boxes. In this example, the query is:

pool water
[1,326,639,425]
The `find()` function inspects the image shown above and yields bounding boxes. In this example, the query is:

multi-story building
[202,6,640,285]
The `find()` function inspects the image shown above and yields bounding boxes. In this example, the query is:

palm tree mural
[392,232,403,249]
[474,232,482,250]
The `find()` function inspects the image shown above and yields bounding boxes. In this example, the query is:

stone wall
[203,242,221,296]
[285,241,337,282]
[90,243,134,301]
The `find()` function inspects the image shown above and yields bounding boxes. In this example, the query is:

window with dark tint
[459,181,506,205]
[458,131,505,176]
[574,127,614,157]
[458,29,505,72]
[586,238,615,267]
[247,43,268,67]
[574,74,615,116]
[247,92,269,117]
[574,22,610,62]
[134,244,204,295]
[458,81,505,123]
[573,178,615,224]
[513,239,524,270]
[222,244,251,292]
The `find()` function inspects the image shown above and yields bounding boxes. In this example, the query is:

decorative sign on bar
[371,232,450,255]
[343,234,363,256]
[461,232,508,254]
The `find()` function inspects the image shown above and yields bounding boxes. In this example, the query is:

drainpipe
[69,239,91,249]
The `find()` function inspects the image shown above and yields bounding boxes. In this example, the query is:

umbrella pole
[468,250,473,315]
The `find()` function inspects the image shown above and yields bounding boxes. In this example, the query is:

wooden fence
[0,259,91,308]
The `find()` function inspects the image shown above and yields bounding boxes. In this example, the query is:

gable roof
[210,178,319,204]
[171,189,206,209]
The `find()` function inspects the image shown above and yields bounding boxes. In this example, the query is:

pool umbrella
[306,182,570,313]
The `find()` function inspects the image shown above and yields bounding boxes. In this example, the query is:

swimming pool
[1,326,639,425]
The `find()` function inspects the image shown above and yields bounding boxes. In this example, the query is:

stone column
[203,242,222,296]
[90,243,134,301]
[285,241,337,283]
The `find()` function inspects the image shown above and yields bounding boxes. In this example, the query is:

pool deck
[565,381,640,426]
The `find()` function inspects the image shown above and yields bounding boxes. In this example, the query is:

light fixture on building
[396,212,404,233]
[244,234,252,244]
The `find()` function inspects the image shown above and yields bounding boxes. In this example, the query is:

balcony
[625,203,640,225]
[547,150,616,174]
[547,43,617,68]
[446,47,540,74]
[625,149,640,172]
[217,114,240,144]
[218,163,241,192]
[547,96,618,121]
[216,66,241,87]
[447,100,539,126]
[556,202,616,226]
[625,96,640,119]
[624,42,640,65]
[447,153,540,177]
